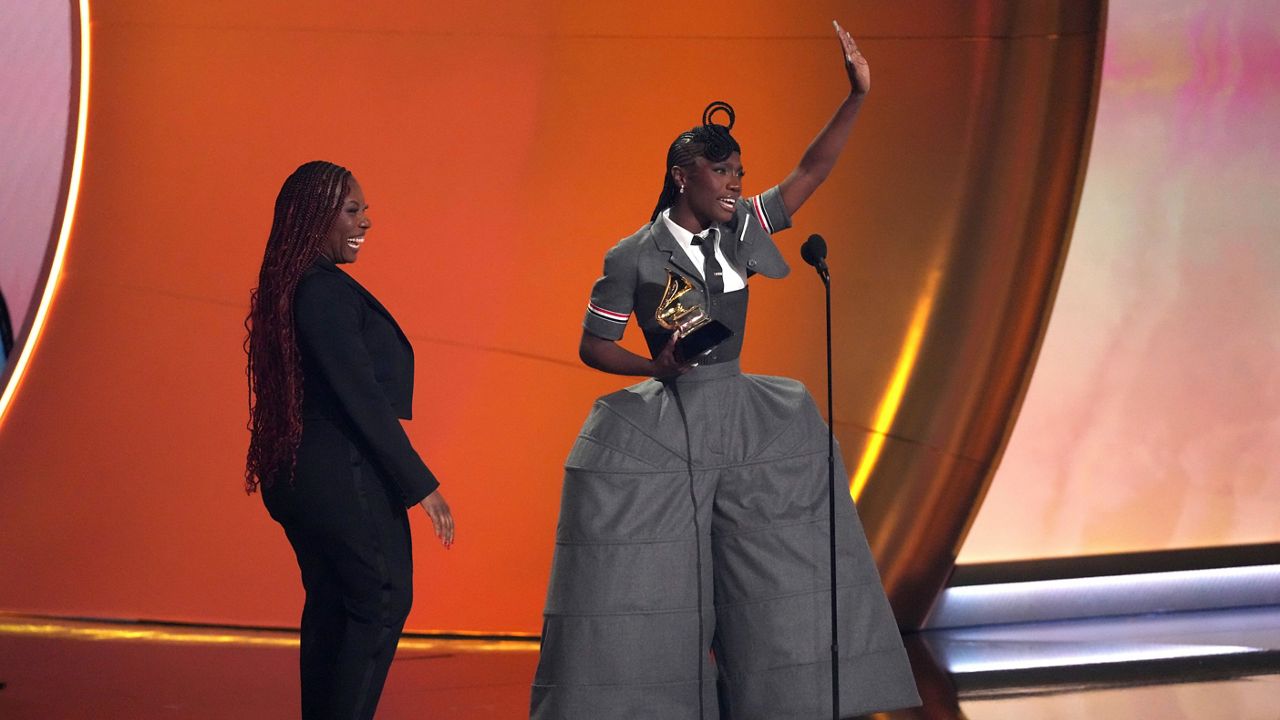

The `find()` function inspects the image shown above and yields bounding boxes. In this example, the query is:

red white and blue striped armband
[747,185,792,236]
[583,301,630,340]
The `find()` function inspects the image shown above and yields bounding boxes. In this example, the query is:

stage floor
[1,606,1277,718]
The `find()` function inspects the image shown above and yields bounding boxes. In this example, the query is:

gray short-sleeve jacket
[583,185,793,344]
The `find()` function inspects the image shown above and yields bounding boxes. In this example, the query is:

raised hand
[776,21,872,216]
[834,20,870,97]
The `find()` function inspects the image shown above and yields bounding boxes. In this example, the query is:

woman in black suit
[245,160,454,720]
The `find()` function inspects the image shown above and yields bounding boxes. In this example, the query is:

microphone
[800,233,829,281]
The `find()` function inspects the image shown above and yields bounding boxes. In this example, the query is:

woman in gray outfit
[532,22,919,720]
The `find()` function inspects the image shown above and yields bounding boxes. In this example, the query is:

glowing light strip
[0,619,539,654]
[849,268,942,499]
[941,564,1280,605]
[946,643,1254,674]
[0,0,91,427]
[930,564,1280,629]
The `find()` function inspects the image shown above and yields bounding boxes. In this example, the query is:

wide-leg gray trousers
[532,360,919,719]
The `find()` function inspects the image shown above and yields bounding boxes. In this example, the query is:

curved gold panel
[843,1,1108,628]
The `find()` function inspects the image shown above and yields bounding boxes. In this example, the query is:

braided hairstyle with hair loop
[650,100,742,221]
[244,160,352,493]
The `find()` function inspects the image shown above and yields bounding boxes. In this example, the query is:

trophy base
[675,320,734,362]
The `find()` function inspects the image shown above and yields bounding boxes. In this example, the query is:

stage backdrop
[4,1,1271,636]
[960,0,1280,562]
[6,0,970,634]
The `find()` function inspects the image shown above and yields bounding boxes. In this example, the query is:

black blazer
[292,257,438,506]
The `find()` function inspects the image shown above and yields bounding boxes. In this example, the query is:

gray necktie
[692,230,724,296]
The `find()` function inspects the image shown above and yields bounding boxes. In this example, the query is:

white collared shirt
[660,209,747,292]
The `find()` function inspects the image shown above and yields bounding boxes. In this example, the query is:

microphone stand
[802,234,838,718]
[817,261,839,720]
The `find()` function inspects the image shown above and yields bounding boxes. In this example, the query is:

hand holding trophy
[654,269,733,362]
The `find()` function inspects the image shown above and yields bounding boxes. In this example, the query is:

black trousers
[265,421,414,720]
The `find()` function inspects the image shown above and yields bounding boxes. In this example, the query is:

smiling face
[320,178,370,264]
[668,153,744,233]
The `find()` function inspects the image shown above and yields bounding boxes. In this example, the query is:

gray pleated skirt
[531,360,919,719]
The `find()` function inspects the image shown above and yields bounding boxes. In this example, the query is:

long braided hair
[244,160,351,493]
[650,101,741,221]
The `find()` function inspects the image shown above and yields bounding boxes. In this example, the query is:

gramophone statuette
[654,270,733,360]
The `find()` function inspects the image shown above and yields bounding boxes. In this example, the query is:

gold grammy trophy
[655,270,733,361]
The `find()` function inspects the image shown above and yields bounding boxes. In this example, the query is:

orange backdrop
[0,1,873,634]
[0,2,1098,634]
